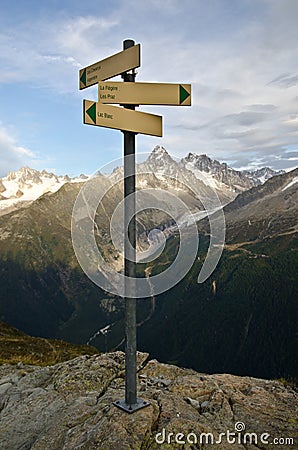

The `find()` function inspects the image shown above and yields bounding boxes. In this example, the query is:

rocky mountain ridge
[244,166,285,183]
[181,151,252,191]
[0,147,286,215]
[222,167,298,243]
[0,351,296,450]
[225,167,298,213]
[0,166,87,215]
[138,146,285,200]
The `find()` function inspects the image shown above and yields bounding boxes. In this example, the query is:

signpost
[84,100,162,136]
[79,39,191,414]
[98,82,191,106]
[79,44,140,89]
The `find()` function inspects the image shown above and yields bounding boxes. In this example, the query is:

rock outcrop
[0,352,296,449]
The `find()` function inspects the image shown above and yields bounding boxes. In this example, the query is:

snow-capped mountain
[143,146,179,176]
[145,146,283,192]
[139,146,201,191]
[243,167,285,184]
[0,167,88,214]
[0,148,288,215]
[180,151,254,192]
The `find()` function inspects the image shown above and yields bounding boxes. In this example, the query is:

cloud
[245,104,277,112]
[0,0,298,172]
[268,73,298,89]
[0,14,119,93]
[0,125,37,177]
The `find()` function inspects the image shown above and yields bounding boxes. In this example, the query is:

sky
[0,0,298,177]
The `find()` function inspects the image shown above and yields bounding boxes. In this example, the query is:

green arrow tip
[80,69,87,87]
[179,85,190,104]
[86,102,96,124]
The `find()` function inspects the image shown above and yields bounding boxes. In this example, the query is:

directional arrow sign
[79,44,140,90]
[98,82,191,106]
[83,100,162,137]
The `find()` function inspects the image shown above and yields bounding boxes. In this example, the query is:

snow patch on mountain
[0,167,89,212]
[244,167,285,185]
[182,158,233,191]
[282,176,298,191]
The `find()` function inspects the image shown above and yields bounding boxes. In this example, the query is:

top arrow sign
[79,44,140,90]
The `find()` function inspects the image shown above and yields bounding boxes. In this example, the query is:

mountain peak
[5,167,62,185]
[182,153,221,169]
[184,152,198,162]
[146,146,176,167]
[244,167,285,184]
[7,166,41,182]
[0,167,66,212]
[150,145,169,158]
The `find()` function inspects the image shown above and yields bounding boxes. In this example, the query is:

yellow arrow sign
[79,44,141,90]
[83,100,162,137]
[98,82,191,106]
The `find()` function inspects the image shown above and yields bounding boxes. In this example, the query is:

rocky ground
[0,352,297,449]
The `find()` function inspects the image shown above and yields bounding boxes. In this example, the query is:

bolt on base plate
[113,398,150,413]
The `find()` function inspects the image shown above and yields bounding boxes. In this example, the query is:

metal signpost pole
[113,39,150,413]
[123,39,137,408]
